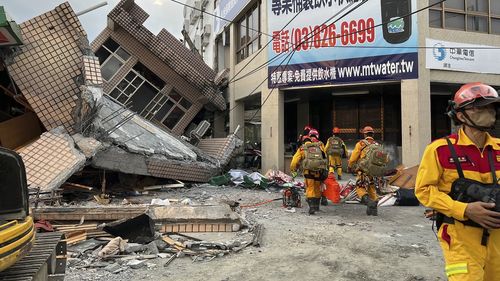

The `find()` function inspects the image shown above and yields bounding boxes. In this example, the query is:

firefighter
[415,82,500,281]
[325,127,348,180]
[348,126,379,216]
[296,125,312,148]
[291,129,328,215]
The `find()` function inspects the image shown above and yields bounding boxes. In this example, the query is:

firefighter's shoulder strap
[443,137,498,246]
[445,137,465,178]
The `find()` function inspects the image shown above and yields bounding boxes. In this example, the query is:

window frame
[97,38,131,82]
[429,0,500,34]
[107,67,192,131]
[236,3,261,63]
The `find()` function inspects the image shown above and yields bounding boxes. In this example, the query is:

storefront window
[429,0,499,34]
[467,15,488,32]
[429,10,442,27]
[492,18,500,34]
[445,0,465,10]
[445,12,466,30]
[236,3,261,63]
[466,0,488,12]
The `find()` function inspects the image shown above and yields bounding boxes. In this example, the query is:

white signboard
[426,38,500,75]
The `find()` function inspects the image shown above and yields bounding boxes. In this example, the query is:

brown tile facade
[90,0,226,135]
[19,131,85,191]
[7,3,86,133]
[82,56,104,86]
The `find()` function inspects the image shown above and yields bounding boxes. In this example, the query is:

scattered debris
[98,237,128,258]
[102,214,156,244]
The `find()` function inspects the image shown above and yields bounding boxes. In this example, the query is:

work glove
[291,171,298,178]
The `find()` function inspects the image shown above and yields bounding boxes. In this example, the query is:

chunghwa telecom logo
[433,43,446,61]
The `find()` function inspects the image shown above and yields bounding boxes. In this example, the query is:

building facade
[199,0,500,172]
[91,0,226,137]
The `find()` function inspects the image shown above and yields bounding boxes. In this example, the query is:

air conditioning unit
[202,35,210,47]
[190,120,211,139]
[203,24,212,37]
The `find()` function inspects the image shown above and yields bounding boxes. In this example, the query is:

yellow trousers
[438,222,500,280]
[328,154,342,177]
[355,173,377,201]
[304,178,322,199]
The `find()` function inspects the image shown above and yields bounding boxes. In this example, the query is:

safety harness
[438,137,499,246]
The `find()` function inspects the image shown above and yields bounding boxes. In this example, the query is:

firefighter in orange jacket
[348,126,379,216]
[325,127,348,180]
[290,129,327,215]
[415,82,500,280]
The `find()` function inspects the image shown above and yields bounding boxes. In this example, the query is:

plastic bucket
[323,174,340,203]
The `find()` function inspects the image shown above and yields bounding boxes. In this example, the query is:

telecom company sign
[426,38,500,75]
[267,0,419,88]
[214,0,252,35]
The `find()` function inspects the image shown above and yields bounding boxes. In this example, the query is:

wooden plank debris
[142,180,185,191]
[389,165,419,189]
[62,182,93,191]
[252,224,264,247]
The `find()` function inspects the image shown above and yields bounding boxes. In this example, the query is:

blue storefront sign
[267,0,419,88]
[214,0,252,35]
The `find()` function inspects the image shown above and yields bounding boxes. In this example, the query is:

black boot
[366,199,378,216]
[361,195,378,216]
[314,198,321,212]
[360,195,370,205]
[337,175,342,180]
[307,199,316,215]
[321,196,328,206]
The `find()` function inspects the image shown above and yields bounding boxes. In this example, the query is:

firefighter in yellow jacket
[348,126,379,216]
[290,129,328,215]
[325,127,348,180]
[415,82,500,280]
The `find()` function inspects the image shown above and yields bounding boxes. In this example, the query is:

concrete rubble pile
[33,199,263,273]
[0,1,241,194]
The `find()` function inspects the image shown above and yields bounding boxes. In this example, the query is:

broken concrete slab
[149,205,241,223]
[72,133,104,159]
[150,204,242,233]
[19,129,86,192]
[32,206,148,221]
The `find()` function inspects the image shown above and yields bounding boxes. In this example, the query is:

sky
[0,0,185,41]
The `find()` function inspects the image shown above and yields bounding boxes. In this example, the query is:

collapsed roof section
[0,2,240,190]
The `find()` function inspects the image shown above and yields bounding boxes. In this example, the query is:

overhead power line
[246,0,447,124]
[215,1,364,124]
[169,0,273,37]
[231,0,446,84]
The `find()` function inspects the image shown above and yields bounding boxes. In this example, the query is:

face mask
[464,106,497,128]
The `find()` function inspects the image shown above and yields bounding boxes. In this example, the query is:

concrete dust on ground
[65,181,446,281]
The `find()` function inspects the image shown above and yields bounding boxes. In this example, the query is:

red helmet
[308,128,319,138]
[362,126,374,134]
[452,82,499,110]
[333,127,340,134]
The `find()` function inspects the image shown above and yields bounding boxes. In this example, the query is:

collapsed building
[0,1,240,193]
